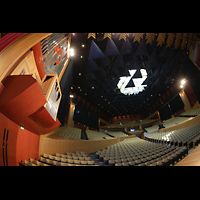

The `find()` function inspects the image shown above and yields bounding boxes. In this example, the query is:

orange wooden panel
[0,113,19,166]
[0,75,47,124]
[0,75,61,135]
[29,106,57,128]
[1,75,37,105]
[16,128,40,164]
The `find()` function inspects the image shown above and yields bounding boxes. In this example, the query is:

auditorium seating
[162,117,188,128]
[22,151,96,166]
[145,124,159,133]
[86,129,111,139]
[94,137,187,166]
[22,136,188,166]
[144,116,192,133]
[180,108,200,117]
[107,131,128,137]
[145,123,200,148]
[56,127,81,139]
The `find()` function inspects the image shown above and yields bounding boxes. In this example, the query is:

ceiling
[70,33,196,119]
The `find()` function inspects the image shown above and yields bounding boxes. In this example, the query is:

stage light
[181,79,186,85]
[70,95,74,98]
[70,48,74,56]
[180,85,183,88]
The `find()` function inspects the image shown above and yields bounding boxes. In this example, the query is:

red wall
[16,128,40,164]
[0,113,40,166]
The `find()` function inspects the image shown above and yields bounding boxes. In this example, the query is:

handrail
[0,33,27,52]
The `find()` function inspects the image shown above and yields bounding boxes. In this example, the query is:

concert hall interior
[1,33,200,166]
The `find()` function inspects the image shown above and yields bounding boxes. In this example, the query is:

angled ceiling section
[88,40,105,60]
[129,55,142,70]
[135,39,149,58]
[104,38,120,56]
[71,33,192,119]
[87,59,101,73]
[120,38,132,55]
[113,55,124,69]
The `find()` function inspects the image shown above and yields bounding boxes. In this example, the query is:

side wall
[0,113,40,166]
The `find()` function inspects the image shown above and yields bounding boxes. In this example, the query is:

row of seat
[180,108,200,117]
[22,151,96,166]
[85,129,110,139]
[85,130,128,139]
[162,117,188,128]
[146,123,200,148]
[145,117,188,133]
[56,127,81,139]
[94,137,188,166]
[23,159,95,166]
[107,131,128,137]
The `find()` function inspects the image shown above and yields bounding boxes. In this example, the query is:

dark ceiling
[70,33,195,119]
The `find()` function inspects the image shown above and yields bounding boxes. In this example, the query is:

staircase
[81,130,88,140]
[88,153,104,166]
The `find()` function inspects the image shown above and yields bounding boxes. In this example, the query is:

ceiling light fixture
[70,48,74,56]
[180,79,186,89]
[181,79,186,85]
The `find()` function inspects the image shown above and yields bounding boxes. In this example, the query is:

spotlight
[70,48,74,56]
[180,85,183,88]
[181,79,186,85]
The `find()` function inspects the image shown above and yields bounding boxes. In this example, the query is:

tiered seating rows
[86,130,110,139]
[145,124,159,133]
[86,130,128,139]
[56,127,81,139]
[180,108,200,117]
[162,117,188,128]
[145,117,191,133]
[22,151,96,166]
[95,137,187,166]
[146,123,200,148]
[107,131,128,137]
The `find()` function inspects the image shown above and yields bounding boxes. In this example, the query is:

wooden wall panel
[0,75,61,135]
[0,113,40,166]
[16,128,40,163]
[0,113,19,166]
[11,51,42,87]
[41,134,136,155]
[42,137,120,155]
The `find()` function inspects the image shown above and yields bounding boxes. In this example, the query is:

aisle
[88,153,104,166]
